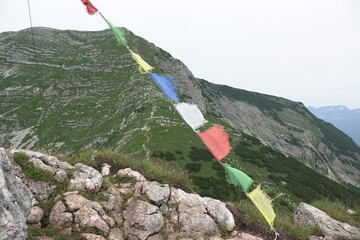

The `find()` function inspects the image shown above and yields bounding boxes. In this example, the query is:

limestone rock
[0,148,32,240]
[178,197,219,235]
[54,169,67,182]
[135,181,170,206]
[10,149,73,170]
[117,168,146,182]
[68,163,103,191]
[170,187,219,235]
[294,202,360,239]
[80,233,106,240]
[202,197,235,231]
[101,163,111,176]
[123,200,164,240]
[99,186,123,212]
[109,228,124,240]
[64,194,105,215]
[74,206,110,235]
[49,201,73,228]
[27,206,44,224]
[25,179,56,201]
[229,232,264,240]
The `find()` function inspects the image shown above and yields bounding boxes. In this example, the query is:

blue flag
[148,73,180,101]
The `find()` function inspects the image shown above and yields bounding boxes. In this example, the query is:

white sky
[1,0,359,109]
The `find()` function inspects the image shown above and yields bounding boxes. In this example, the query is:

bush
[185,163,202,173]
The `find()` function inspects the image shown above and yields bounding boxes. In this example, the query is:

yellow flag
[127,47,154,73]
[247,185,276,230]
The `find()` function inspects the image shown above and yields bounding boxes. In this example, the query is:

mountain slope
[307,106,360,146]
[0,28,359,200]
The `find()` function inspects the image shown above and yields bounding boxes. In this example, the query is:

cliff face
[0,28,359,190]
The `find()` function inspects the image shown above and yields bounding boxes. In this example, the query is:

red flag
[80,0,98,15]
[198,125,232,161]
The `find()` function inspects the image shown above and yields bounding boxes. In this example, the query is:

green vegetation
[234,139,360,205]
[236,200,322,239]
[13,153,53,182]
[311,199,360,227]
[65,149,193,189]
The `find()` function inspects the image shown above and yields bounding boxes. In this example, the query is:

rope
[27,0,47,149]
[274,230,280,240]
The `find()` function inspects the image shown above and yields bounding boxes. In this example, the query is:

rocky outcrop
[0,148,32,239]
[0,149,267,240]
[294,202,360,239]
[68,163,103,191]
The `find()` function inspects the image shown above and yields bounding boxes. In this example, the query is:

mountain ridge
[0,27,360,199]
[307,105,360,146]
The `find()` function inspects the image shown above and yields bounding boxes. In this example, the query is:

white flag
[175,102,207,130]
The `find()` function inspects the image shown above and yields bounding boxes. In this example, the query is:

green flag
[100,13,128,46]
[223,163,254,192]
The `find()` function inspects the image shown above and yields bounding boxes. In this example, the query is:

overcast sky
[1,0,359,109]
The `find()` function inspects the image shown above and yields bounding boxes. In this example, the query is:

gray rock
[27,206,44,224]
[202,197,235,231]
[49,201,73,228]
[0,148,32,240]
[54,169,67,182]
[64,194,105,215]
[25,179,56,201]
[170,188,220,235]
[227,232,264,240]
[74,206,110,235]
[9,149,73,170]
[123,200,164,240]
[109,228,124,240]
[68,163,103,191]
[101,163,111,176]
[294,202,360,239]
[80,233,106,240]
[135,181,170,206]
[117,168,146,182]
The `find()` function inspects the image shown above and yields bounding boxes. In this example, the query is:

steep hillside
[308,106,360,146]
[0,27,360,198]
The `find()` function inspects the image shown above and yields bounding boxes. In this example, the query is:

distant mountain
[1,28,360,204]
[307,106,360,146]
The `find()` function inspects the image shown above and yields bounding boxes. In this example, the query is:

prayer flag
[198,125,232,161]
[80,0,98,15]
[100,13,127,46]
[247,185,276,230]
[149,73,180,101]
[128,47,154,73]
[175,103,207,130]
[223,163,254,192]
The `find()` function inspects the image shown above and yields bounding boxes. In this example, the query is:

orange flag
[198,125,232,161]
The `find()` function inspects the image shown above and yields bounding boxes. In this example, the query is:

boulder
[74,207,110,235]
[101,163,111,176]
[202,197,235,231]
[117,168,146,182]
[49,201,73,228]
[123,200,164,240]
[24,179,56,202]
[170,187,220,235]
[64,194,105,215]
[294,202,360,239]
[109,228,124,240]
[135,181,171,206]
[0,148,32,240]
[27,206,44,224]
[80,233,106,240]
[68,163,103,191]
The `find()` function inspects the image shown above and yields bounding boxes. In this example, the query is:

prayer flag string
[78,1,280,233]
